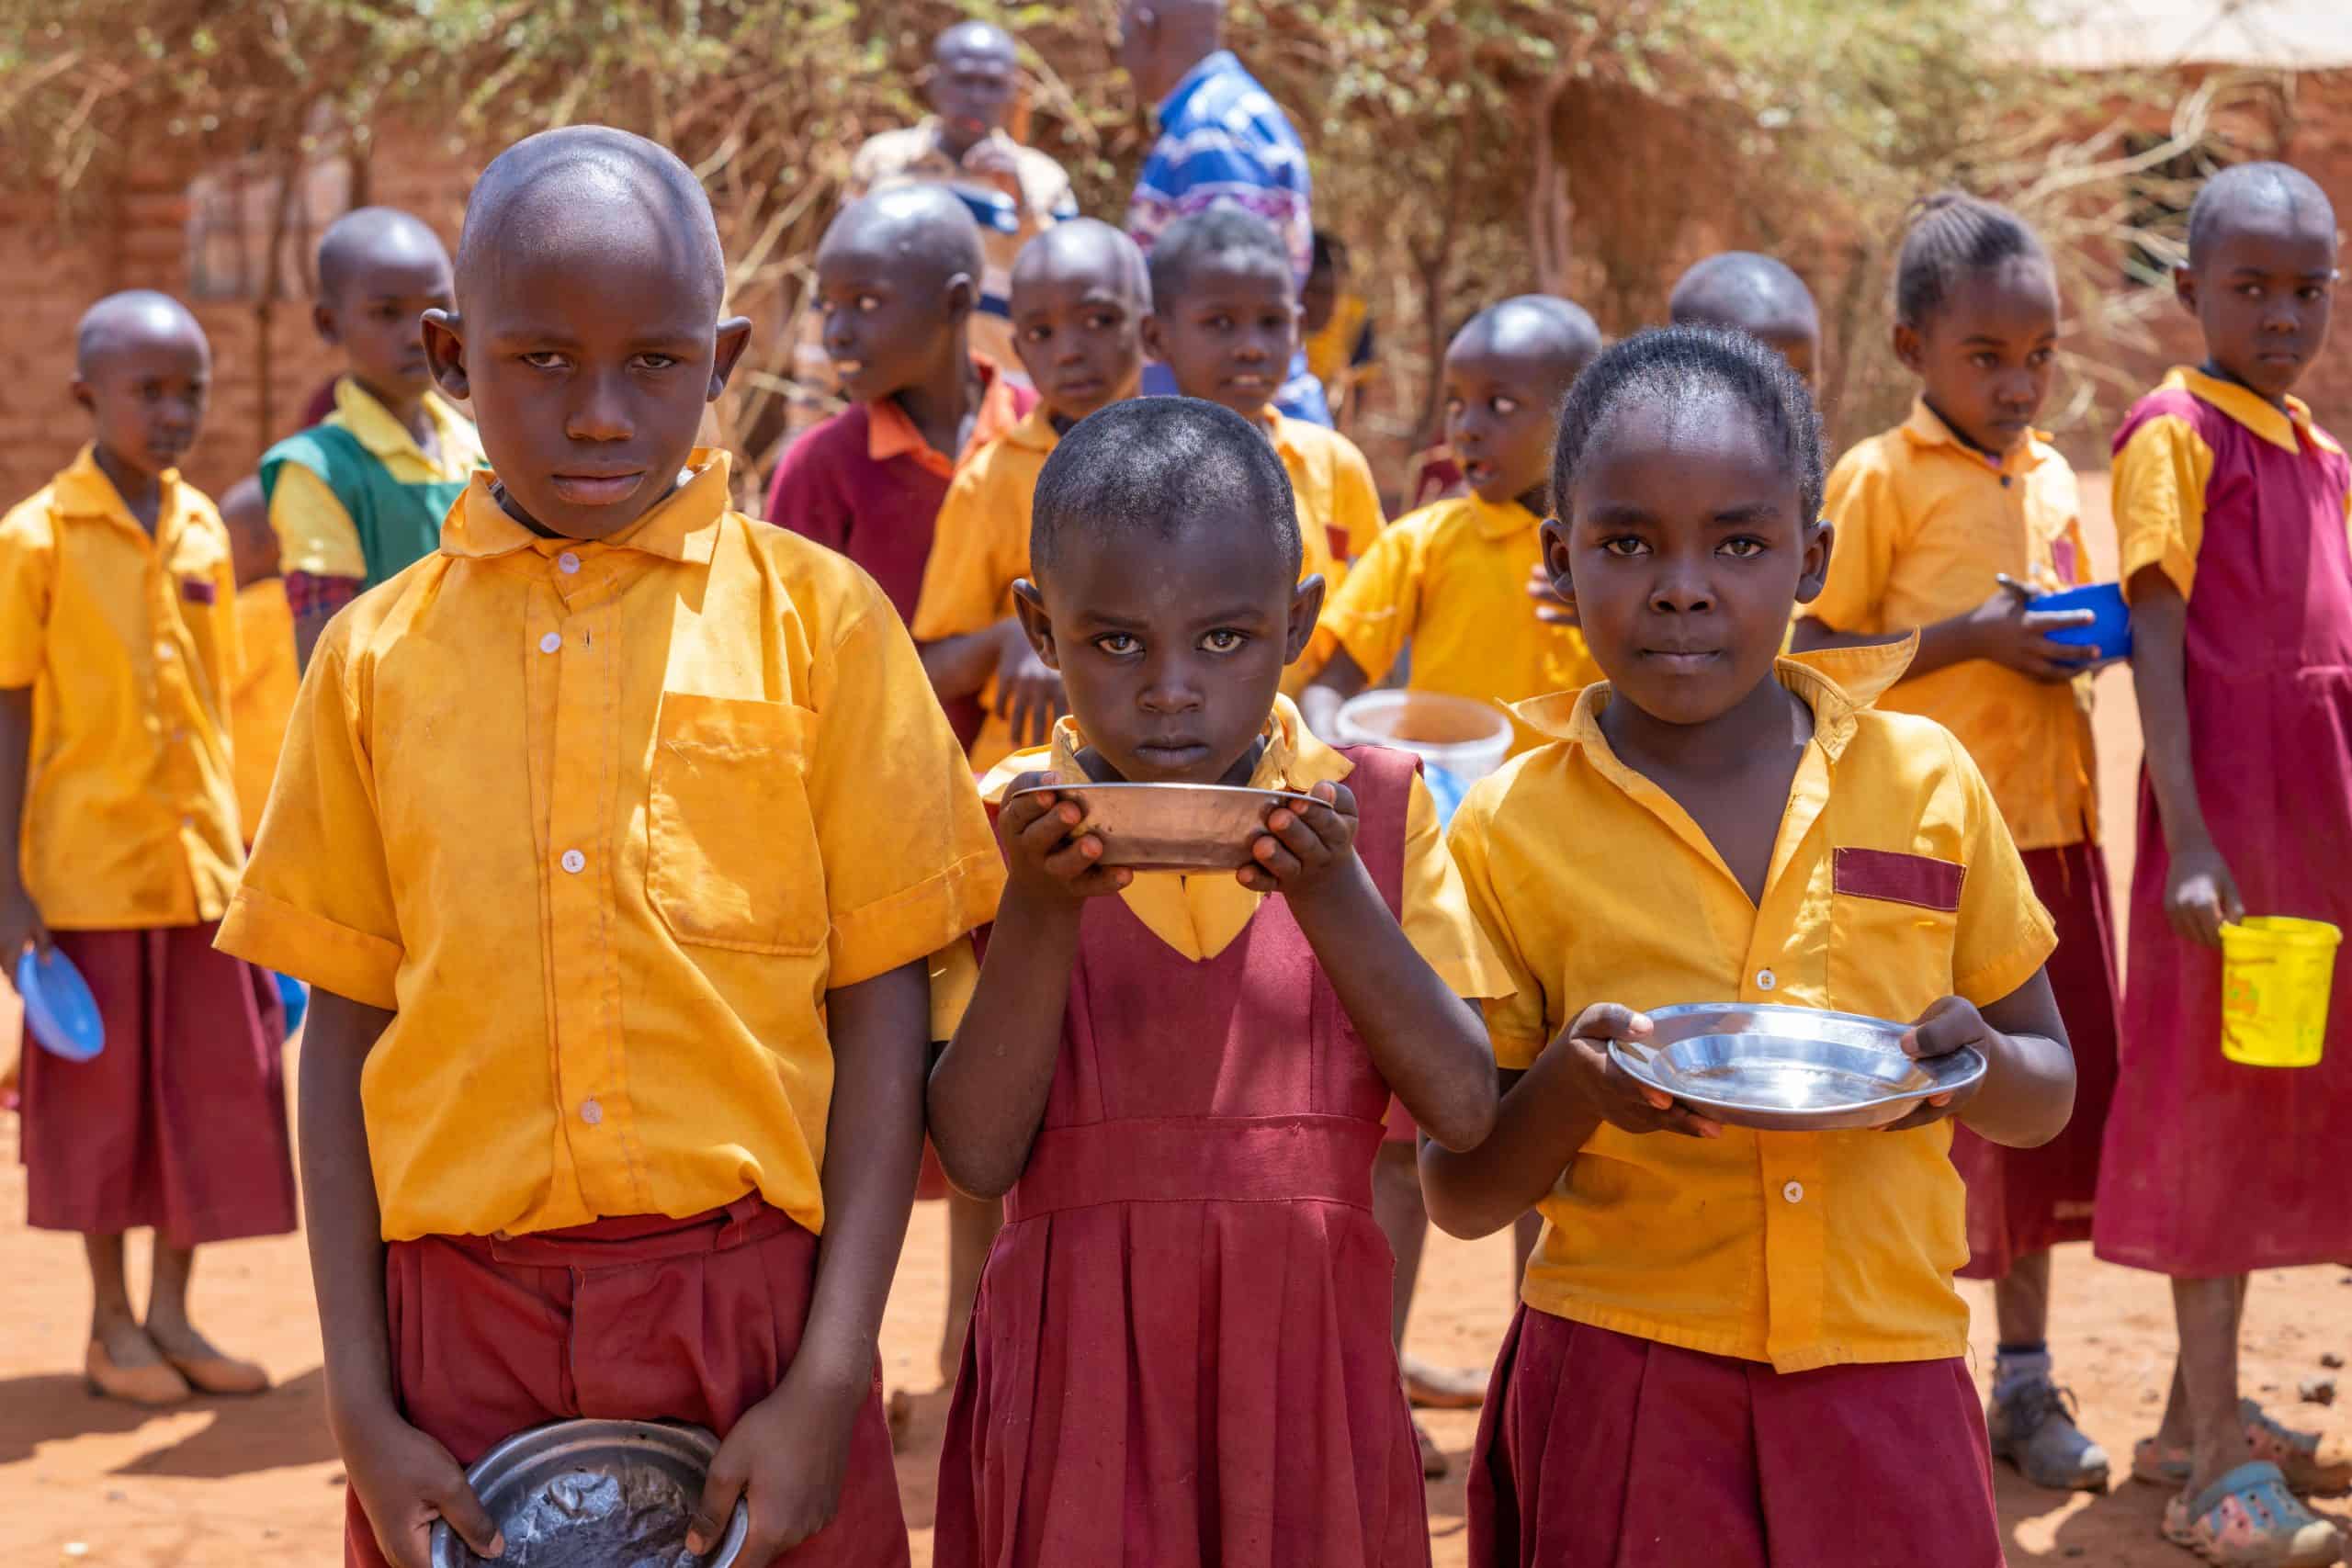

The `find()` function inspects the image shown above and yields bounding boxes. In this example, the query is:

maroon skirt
[18,922,294,1247]
[1469,1308,2003,1568]
[346,1197,908,1568]
[1952,840,2121,1279]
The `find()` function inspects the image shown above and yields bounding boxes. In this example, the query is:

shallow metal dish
[429,1418,746,1568]
[1608,1002,1986,1132]
[1007,781,1321,873]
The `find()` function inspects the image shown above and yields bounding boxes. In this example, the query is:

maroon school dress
[2096,381,2352,1275]
[933,746,1430,1568]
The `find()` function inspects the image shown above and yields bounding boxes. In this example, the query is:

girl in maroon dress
[2098,162,2352,1567]
[926,397,1507,1568]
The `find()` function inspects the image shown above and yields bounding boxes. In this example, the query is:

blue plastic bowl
[274,970,310,1034]
[2030,582,2132,665]
[17,946,105,1062]
[1423,764,1472,827]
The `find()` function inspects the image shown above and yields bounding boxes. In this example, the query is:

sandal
[2245,1399,2352,1499]
[2162,1461,2343,1566]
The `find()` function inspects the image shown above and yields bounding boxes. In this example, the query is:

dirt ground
[6,476,2351,1566]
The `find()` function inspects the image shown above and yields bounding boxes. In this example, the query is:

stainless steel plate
[429,1418,746,1568]
[1008,781,1321,873]
[1608,1002,1986,1132]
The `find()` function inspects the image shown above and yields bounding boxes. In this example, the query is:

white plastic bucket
[1332,690,1513,784]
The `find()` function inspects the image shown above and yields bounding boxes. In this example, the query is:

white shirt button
[538,632,562,654]
[1757,968,1778,992]
[557,551,581,574]
[580,1099,603,1126]
[560,849,586,874]
[1783,1180,1804,1204]
[155,642,176,660]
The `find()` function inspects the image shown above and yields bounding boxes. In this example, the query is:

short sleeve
[809,595,1007,987]
[2112,414,2211,602]
[1944,730,2058,1006]
[0,499,55,688]
[1807,444,1902,634]
[910,462,1019,642]
[268,463,368,581]
[1445,786,1551,1067]
[1317,514,1424,682]
[214,624,406,1009]
[1329,436,1386,558]
[1398,773,1513,999]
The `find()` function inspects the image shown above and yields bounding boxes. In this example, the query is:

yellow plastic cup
[2219,917,2342,1068]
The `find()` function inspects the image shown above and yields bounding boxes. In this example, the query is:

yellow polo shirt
[1804,401,2098,852]
[910,405,1062,773]
[218,452,1003,1242]
[230,578,300,842]
[977,696,1507,994]
[269,378,485,580]
[1313,493,1601,757]
[0,447,244,929]
[1266,408,1385,596]
[1449,642,2054,1373]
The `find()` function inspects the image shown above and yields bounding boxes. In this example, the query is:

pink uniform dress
[933,746,1431,1568]
[2096,373,2352,1275]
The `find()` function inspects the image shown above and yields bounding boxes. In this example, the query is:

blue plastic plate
[17,946,105,1062]
[274,971,310,1034]
[2030,582,2132,665]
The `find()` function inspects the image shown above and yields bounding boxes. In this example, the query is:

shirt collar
[51,445,182,531]
[1467,491,1543,542]
[979,694,1352,802]
[1156,49,1241,124]
[335,378,470,469]
[2165,366,2333,455]
[866,355,1015,470]
[1897,396,2049,476]
[439,448,732,564]
[1510,636,1918,767]
[1004,401,1062,454]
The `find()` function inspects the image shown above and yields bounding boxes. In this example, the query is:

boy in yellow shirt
[218,129,1000,1568]
[913,219,1150,774]
[260,207,484,667]
[1422,324,2075,1566]
[217,475,300,844]
[1,291,294,1409]
[1142,205,1384,683]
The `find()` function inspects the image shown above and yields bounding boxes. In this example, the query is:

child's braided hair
[1892,190,2047,329]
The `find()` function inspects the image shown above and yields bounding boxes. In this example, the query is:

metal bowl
[429,1418,746,1568]
[1607,1002,1986,1132]
[1007,781,1321,873]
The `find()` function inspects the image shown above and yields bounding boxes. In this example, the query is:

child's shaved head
[1460,296,1600,377]
[1668,252,1821,386]
[456,126,727,313]
[1147,205,1290,310]
[2188,161,2336,267]
[317,208,449,302]
[1012,218,1148,305]
[1031,397,1296,580]
[822,186,987,295]
[76,290,206,377]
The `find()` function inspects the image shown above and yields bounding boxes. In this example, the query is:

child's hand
[335,1401,503,1568]
[2165,839,2244,948]
[1239,781,1361,898]
[1549,1003,1723,1138]
[0,884,48,961]
[688,1365,864,1563]
[1881,995,1995,1131]
[999,777,1130,903]
[959,137,1027,200]
[1963,577,2097,682]
[1526,562,1578,627]
[992,622,1069,750]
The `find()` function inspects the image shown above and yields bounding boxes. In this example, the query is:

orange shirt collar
[1897,397,2050,476]
[866,355,1020,476]
[2165,365,2338,456]
[51,445,185,532]
[1510,636,1919,766]
[440,449,732,564]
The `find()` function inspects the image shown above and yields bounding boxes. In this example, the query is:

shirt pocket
[1826,847,1965,1016]
[646,691,827,956]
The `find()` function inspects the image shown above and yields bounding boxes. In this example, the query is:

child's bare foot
[1402,1352,1487,1410]
[85,1317,188,1406]
[142,1316,268,1396]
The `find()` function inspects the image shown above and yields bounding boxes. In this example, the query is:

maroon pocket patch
[179,575,217,605]
[1326,524,1351,564]
[1833,847,1965,912]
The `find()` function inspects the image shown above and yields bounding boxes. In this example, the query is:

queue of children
[4,62,2349,1568]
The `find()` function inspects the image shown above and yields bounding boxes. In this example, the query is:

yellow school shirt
[217,452,1004,1242]
[270,378,485,579]
[230,578,300,842]
[1313,493,1601,757]
[1448,641,2055,1373]
[910,405,1060,773]
[0,447,244,929]
[976,695,1508,994]
[1804,400,2098,852]
[1266,408,1385,594]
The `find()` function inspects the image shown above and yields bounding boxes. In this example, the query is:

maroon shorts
[1470,1308,2003,1568]
[345,1197,909,1568]
[1952,840,2121,1279]
[18,922,294,1247]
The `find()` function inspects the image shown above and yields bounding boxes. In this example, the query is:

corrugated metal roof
[2036,0,2352,71]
